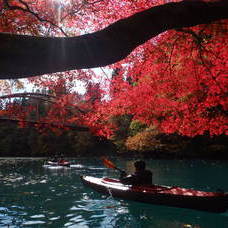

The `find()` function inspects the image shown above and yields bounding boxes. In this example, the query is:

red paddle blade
[102,158,116,169]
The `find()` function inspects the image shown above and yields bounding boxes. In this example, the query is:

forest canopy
[0,0,227,148]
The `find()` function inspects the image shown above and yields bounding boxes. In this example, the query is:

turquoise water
[0,158,228,228]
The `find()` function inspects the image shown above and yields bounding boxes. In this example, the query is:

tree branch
[0,92,56,99]
[0,0,227,79]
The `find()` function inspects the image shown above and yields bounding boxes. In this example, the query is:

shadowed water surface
[0,158,228,227]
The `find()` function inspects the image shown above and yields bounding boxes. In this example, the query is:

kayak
[44,161,71,166]
[47,161,70,166]
[43,164,67,169]
[81,176,228,213]
[43,162,85,169]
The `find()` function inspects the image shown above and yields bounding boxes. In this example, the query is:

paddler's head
[134,160,145,171]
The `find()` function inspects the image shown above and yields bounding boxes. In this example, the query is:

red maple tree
[89,21,227,137]
[0,0,227,138]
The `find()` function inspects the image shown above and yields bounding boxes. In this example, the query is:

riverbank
[0,122,227,160]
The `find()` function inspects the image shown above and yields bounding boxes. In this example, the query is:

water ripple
[0,158,228,228]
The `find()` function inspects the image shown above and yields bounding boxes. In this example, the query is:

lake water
[0,158,228,228]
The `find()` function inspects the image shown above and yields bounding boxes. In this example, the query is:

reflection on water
[0,158,228,227]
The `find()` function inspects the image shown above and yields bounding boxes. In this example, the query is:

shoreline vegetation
[0,122,227,160]
[0,1,227,163]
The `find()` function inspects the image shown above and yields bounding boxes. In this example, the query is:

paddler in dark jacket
[120,160,153,185]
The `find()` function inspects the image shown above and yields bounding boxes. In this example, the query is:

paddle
[101,157,125,173]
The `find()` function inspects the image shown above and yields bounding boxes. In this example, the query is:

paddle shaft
[102,158,125,173]
[114,167,124,173]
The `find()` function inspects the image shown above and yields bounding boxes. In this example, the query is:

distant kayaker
[51,155,58,163]
[120,160,153,185]
[58,159,66,165]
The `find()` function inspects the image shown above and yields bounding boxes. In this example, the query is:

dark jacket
[120,169,153,185]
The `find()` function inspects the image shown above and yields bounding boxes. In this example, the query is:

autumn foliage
[90,21,228,137]
[0,0,227,140]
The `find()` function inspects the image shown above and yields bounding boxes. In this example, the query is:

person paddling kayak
[120,160,153,186]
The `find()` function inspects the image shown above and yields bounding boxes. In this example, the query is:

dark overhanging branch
[0,0,227,79]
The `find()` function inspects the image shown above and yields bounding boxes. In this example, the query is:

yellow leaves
[125,129,161,151]
[176,93,195,103]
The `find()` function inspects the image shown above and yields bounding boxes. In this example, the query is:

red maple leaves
[84,20,228,137]
[0,0,227,138]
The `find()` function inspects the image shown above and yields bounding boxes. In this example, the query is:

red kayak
[46,161,71,167]
[81,176,228,213]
